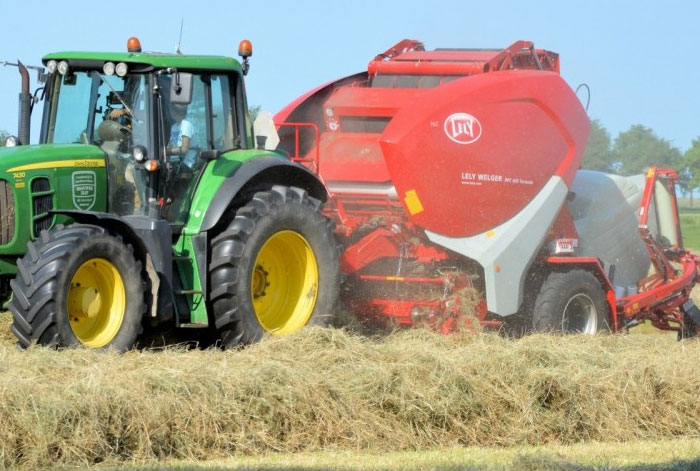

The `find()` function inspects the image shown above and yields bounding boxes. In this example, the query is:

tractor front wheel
[209,186,339,347]
[532,269,610,334]
[9,225,145,351]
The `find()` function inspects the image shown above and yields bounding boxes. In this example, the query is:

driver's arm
[168,136,190,156]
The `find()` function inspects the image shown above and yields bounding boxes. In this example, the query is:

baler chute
[275,40,700,336]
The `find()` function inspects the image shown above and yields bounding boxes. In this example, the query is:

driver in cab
[166,103,197,168]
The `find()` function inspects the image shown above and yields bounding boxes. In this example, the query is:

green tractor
[0,38,339,350]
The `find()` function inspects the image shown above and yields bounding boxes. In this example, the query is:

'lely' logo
[444,112,482,145]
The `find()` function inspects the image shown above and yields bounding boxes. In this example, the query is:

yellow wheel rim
[67,258,126,348]
[251,230,319,335]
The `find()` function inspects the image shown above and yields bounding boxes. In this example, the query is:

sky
[0,0,698,152]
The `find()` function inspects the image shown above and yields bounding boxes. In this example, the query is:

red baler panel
[380,70,589,238]
[319,133,391,182]
[325,87,426,117]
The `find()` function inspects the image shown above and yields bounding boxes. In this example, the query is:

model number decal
[461,172,533,186]
[72,171,97,211]
[444,113,482,145]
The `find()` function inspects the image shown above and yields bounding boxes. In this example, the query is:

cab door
[157,72,240,228]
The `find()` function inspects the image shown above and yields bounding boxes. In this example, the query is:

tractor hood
[0,144,105,175]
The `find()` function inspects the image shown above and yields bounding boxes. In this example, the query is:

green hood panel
[0,143,108,262]
[0,144,106,174]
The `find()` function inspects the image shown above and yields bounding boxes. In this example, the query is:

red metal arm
[373,39,425,61]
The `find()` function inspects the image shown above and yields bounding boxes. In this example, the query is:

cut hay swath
[1,310,700,469]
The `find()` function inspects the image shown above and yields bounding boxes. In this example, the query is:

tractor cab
[39,38,251,229]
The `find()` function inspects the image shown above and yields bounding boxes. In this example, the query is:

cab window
[158,72,239,226]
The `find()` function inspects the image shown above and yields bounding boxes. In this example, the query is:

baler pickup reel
[614,167,700,336]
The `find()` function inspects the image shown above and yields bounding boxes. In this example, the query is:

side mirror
[200,149,220,160]
[169,72,193,104]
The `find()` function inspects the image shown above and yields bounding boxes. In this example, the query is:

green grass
[680,208,700,252]
[93,438,700,470]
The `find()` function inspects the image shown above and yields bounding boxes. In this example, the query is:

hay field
[1,310,700,470]
[680,208,700,252]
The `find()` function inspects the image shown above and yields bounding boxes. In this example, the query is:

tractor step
[177,323,209,328]
[174,289,203,295]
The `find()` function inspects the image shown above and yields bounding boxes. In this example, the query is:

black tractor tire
[9,224,146,351]
[210,185,339,348]
[532,269,611,334]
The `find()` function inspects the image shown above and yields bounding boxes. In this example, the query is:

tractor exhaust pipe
[17,60,31,145]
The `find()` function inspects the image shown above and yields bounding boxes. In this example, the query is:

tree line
[583,120,700,204]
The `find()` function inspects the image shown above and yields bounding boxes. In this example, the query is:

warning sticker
[72,171,97,211]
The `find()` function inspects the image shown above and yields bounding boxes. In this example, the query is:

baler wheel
[532,269,610,334]
[209,186,339,348]
[8,225,145,351]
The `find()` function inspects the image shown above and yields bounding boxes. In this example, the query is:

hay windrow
[1,312,700,469]
[0,312,13,348]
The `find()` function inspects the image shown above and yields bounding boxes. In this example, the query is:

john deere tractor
[0,38,339,350]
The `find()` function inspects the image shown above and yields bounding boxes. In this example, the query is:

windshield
[42,71,150,215]
[43,71,148,147]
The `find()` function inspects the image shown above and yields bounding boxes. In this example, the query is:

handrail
[276,122,321,174]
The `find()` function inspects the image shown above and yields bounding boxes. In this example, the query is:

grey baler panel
[426,176,569,316]
[569,170,651,288]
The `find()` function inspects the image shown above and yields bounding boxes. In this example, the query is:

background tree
[581,119,615,172]
[613,124,682,175]
[0,129,8,147]
[683,137,700,207]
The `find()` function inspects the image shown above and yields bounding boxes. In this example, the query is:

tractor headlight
[4,135,18,147]
[132,145,147,162]
[115,62,128,77]
[103,62,116,76]
[57,60,70,75]
[46,60,57,74]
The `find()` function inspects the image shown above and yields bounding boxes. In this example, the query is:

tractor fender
[199,156,328,233]
[48,210,174,321]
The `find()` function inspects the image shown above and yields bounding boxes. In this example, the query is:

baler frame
[275,39,700,336]
[547,167,699,334]
[283,117,700,335]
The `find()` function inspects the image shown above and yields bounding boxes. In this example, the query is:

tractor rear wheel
[532,269,610,334]
[209,186,339,347]
[9,225,145,351]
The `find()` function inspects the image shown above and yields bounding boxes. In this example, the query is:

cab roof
[42,51,242,73]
